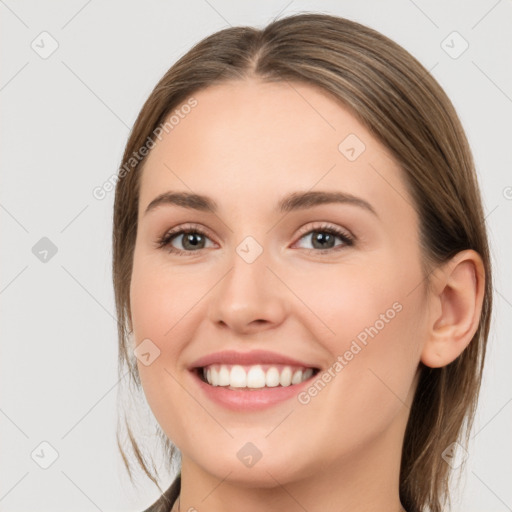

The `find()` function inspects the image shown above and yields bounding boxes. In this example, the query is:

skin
[129,78,485,512]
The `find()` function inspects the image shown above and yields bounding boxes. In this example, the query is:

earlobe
[420,250,485,368]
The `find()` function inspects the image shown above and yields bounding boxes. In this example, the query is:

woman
[112,13,492,512]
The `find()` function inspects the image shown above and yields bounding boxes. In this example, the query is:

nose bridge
[224,233,272,300]
[208,231,286,330]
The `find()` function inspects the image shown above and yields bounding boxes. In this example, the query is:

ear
[421,249,486,368]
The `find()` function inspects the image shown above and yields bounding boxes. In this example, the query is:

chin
[195,451,310,489]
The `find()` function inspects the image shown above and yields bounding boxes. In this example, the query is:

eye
[155,223,215,255]
[293,223,354,253]
[156,222,354,256]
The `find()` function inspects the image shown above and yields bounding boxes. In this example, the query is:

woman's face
[130,78,430,485]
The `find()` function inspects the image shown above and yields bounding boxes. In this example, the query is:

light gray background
[1,1,511,511]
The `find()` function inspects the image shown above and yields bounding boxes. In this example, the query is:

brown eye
[172,231,207,251]
[295,225,354,253]
[156,226,215,255]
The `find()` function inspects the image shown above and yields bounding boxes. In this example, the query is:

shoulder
[141,474,181,512]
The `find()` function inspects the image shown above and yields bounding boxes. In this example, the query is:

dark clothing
[142,474,181,512]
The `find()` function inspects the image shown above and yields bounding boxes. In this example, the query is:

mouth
[192,364,321,390]
[188,349,322,409]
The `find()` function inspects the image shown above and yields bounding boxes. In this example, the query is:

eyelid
[294,221,354,241]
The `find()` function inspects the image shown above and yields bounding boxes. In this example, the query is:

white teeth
[247,365,266,388]
[202,364,316,388]
[291,369,303,385]
[266,367,280,387]
[210,366,218,386]
[230,365,247,388]
[280,366,292,386]
[218,365,230,386]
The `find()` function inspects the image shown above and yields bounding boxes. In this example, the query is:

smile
[188,349,322,410]
[199,364,319,389]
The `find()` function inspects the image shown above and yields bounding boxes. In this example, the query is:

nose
[207,243,288,335]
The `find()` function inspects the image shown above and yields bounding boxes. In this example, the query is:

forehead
[137,78,412,221]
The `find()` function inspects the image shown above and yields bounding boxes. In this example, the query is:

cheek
[287,256,410,350]
[294,253,423,412]
[129,259,195,444]
[129,250,198,354]
[130,267,172,351]
[295,295,422,460]
[129,253,181,386]
[129,251,221,427]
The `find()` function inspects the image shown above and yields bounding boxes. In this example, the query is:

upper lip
[189,350,320,369]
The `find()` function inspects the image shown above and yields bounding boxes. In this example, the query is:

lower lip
[190,369,316,411]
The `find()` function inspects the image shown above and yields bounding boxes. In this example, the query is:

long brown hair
[112,12,493,512]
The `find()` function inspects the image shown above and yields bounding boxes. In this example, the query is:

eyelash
[155,222,355,256]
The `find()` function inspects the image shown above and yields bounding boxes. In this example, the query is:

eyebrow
[144,190,378,217]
